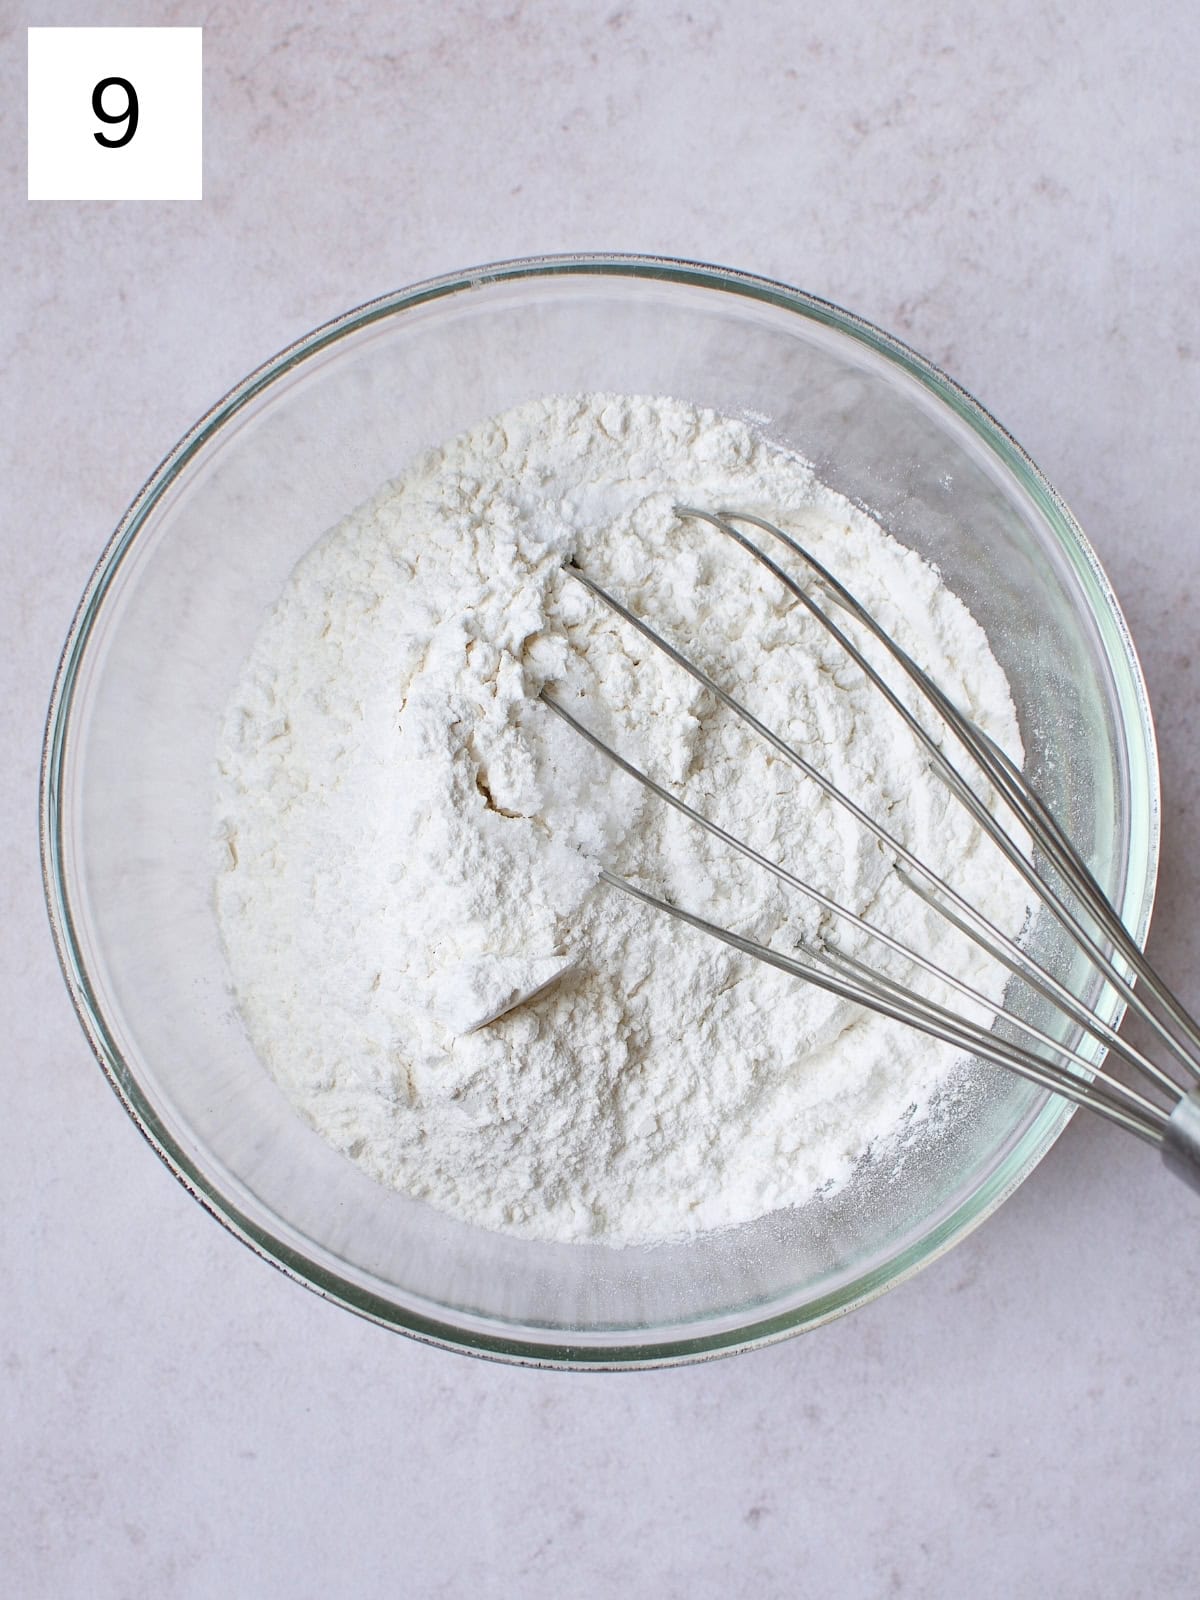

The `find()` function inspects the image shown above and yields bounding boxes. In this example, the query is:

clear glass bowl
[42,255,1159,1367]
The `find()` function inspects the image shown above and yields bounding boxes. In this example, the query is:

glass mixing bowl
[42,255,1159,1367]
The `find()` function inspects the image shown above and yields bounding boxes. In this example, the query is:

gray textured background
[6,3,1200,1595]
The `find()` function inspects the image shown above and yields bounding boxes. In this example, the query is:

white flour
[214,394,1029,1245]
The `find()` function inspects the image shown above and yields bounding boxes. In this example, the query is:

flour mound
[214,394,1029,1245]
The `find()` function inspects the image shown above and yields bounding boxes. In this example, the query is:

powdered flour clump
[214,394,1028,1244]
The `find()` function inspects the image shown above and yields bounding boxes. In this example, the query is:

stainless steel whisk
[541,507,1200,1192]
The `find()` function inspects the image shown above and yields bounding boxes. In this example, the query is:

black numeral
[92,77,138,148]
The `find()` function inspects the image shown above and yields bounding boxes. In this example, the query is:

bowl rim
[40,251,1161,1369]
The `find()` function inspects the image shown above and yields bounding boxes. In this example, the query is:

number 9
[93,77,138,149]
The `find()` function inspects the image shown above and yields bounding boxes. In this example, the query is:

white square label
[28,27,202,201]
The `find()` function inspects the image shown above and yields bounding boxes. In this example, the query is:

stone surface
[5,3,1200,1595]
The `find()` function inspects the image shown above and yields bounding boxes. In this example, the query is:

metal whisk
[541,507,1200,1193]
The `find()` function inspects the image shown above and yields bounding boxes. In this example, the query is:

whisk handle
[1163,1089,1200,1194]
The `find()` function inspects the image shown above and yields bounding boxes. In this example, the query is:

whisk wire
[598,870,1166,1144]
[814,936,1170,1133]
[702,507,1200,1075]
[542,689,1168,1134]
[680,508,1200,1087]
[547,507,1200,1189]
[560,557,1178,1102]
